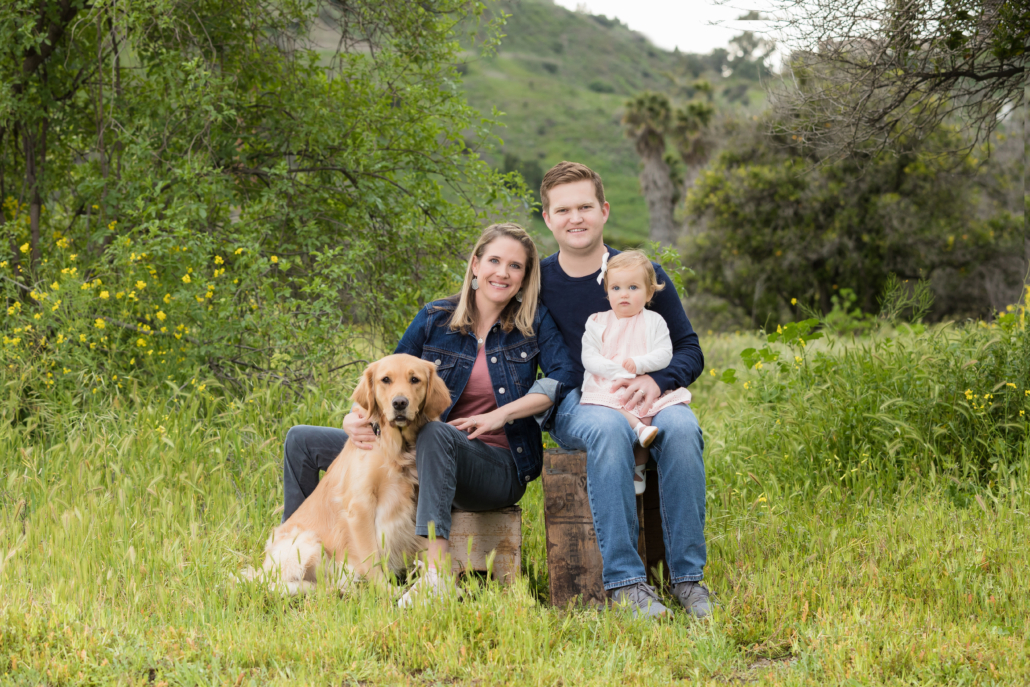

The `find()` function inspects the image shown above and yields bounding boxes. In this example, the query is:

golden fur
[241,354,451,594]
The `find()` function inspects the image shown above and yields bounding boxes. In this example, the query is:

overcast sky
[553,0,781,59]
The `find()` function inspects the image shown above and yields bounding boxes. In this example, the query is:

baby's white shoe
[634,422,658,448]
[633,463,647,495]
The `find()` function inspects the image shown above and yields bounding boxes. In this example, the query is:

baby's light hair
[603,250,665,302]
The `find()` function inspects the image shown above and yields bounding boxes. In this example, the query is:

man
[538,161,710,618]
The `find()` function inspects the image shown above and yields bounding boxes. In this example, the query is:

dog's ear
[351,361,379,419]
[422,363,453,421]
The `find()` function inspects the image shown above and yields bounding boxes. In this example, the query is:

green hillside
[460,0,766,252]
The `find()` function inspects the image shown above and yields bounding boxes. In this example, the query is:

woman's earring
[515,290,523,303]
[471,276,479,290]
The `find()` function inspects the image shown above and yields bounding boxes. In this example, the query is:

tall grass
[2,323,1030,685]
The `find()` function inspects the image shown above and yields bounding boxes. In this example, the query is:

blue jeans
[551,388,706,590]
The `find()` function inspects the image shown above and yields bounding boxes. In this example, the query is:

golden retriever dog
[241,354,451,594]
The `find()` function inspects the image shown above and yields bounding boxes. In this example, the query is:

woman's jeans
[281,422,525,539]
[551,388,706,590]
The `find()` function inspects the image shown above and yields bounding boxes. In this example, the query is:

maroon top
[448,345,509,450]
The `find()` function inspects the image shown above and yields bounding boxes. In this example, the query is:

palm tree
[622,93,677,246]
[669,92,716,237]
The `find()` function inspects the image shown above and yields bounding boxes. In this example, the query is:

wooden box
[446,506,522,584]
[542,449,666,607]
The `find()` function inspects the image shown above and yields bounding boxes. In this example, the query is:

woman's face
[471,236,529,309]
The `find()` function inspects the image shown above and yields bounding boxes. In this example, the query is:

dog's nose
[392,397,409,412]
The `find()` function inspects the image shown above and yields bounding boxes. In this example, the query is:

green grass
[3,326,1030,685]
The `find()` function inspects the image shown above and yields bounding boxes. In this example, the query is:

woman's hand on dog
[449,408,508,441]
[343,406,378,450]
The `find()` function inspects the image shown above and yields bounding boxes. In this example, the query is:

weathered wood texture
[542,449,667,607]
[641,467,668,588]
[447,506,522,584]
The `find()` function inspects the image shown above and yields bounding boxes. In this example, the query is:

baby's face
[606,267,651,318]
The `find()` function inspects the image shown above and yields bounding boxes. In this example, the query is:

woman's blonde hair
[603,250,665,302]
[447,223,540,337]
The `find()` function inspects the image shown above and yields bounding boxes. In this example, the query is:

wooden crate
[446,506,522,584]
[541,449,667,607]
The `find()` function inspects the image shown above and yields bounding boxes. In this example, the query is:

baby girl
[580,251,692,494]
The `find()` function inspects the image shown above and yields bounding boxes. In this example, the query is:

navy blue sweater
[539,246,705,393]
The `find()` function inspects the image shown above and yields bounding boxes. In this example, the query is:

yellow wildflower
[270,255,278,263]
[19,242,29,253]
[156,311,166,321]
[136,281,146,290]
[137,338,147,347]
[116,291,124,299]
[1006,383,1016,389]
[164,293,172,304]
[100,290,110,300]
[95,319,105,329]
[794,356,802,363]
[79,334,87,342]
[70,254,77,261]
[234,247,244,255]
[0,261,6,268]
[214,255,224,264]
[33,313,41,320]
[182,274,191,283]
[710,369,717,377]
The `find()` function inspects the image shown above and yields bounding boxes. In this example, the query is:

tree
[0,0,519,396]
[685,112,1025,327]
[622,88,717,246]
[769,0,1028,159]
[622,92,677,245]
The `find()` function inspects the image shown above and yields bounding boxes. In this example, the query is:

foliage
[684,112,1025,327]
[0,0,521,400]
[768,0,1028,159]
[718,286,1030,487]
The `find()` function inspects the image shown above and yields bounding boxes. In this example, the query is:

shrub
[720,287,1030,489]
[0,0,522,405]
[588,81,615,93]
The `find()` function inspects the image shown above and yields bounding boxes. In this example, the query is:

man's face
[542,179,609,253]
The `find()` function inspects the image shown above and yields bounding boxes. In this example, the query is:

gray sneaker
[672,581,712,618]
[610,582,671,618]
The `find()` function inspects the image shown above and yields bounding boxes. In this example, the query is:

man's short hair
[540,161,606,213]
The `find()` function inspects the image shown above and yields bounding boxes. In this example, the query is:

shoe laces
[620,582,662,606]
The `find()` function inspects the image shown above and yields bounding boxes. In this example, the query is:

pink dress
[580,310,692,420]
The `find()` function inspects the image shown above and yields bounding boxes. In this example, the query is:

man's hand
[449,407,509,441]
[342,405,378,451]
[611,373,660,411]
[621,358,637,374]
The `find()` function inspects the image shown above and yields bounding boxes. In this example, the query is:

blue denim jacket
[395,299,579,485]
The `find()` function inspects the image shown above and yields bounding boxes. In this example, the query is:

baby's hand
[621,359,637,374]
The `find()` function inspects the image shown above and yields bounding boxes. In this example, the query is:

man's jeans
[551,388,706,590]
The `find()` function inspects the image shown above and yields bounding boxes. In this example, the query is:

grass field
[2,323,1029,685]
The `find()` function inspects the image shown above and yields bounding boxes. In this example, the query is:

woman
[280,223,578,605]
